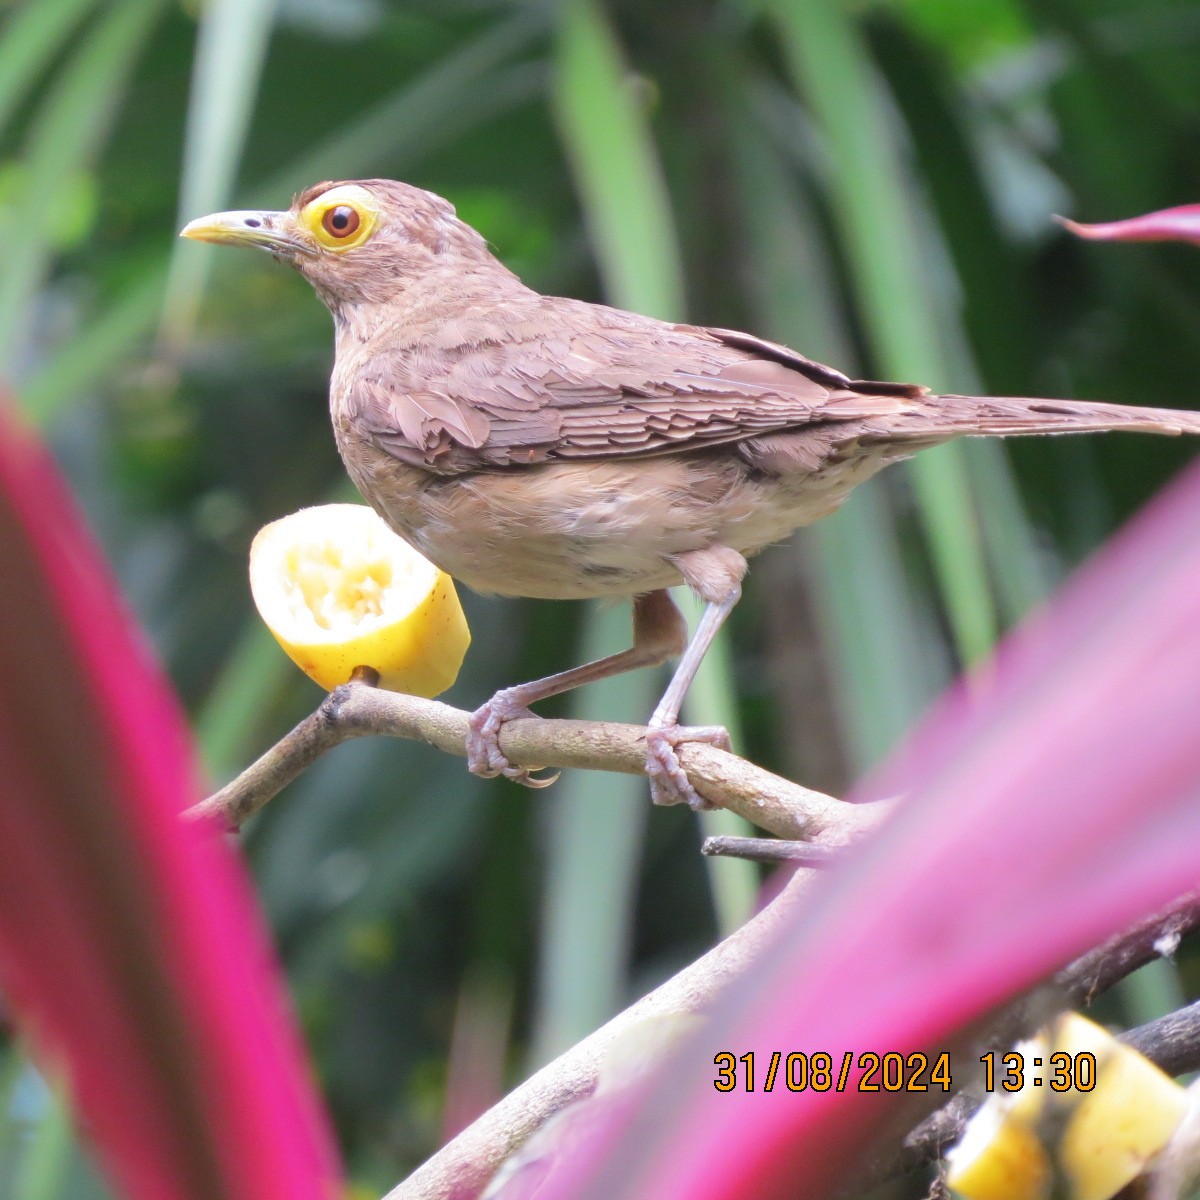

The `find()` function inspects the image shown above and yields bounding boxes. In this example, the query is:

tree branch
[1123,998,1200,1078]
[181,675,891,1195]
[383,870,815,1200]
[186,678,888,841]
[386,880,1200,1200]
[191,685,1200,1199]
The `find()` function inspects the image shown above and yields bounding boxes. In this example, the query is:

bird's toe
[467,690,558,789]
[645,723,729,809]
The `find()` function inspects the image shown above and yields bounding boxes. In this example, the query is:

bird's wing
[344,301,928,473]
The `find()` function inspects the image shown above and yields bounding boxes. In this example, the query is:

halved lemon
[249,504,470,697]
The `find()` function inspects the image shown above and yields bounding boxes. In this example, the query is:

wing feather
[344,298,926,473]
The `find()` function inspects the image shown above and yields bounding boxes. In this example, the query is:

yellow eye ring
[299,185,379,251]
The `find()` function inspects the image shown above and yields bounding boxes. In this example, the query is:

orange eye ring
[322,205,360,239]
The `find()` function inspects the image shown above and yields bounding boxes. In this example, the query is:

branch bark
[700,834,841,865]
[187,679,888,842]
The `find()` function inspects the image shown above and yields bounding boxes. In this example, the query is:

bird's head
[180,178,493,310]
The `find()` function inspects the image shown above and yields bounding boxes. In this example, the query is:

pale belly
[335,425,889,600]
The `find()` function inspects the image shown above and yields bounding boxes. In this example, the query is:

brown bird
[183,179,1200,809]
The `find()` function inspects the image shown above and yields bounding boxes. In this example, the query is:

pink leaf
[0,398,340,1199]
[1057,204,1200,244]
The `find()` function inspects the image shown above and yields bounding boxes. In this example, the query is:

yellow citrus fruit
[249,503,470,697]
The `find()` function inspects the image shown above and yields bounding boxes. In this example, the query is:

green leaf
[158,0,279,351]
[0,0,163,371]
[252,13,548,203]
[771,0,998,664]
[0,0,99,137]
[552,0,682,321]
[11,1078,72,1200]
[729,81,945,765]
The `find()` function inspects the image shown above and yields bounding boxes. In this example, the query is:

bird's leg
[467,589,688,788]
[645,546,747,810]
[644,593,739,809]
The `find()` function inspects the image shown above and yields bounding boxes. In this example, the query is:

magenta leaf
[520,455,1200,1200]
[0,399,340,1199]
[1058,204,1200,244]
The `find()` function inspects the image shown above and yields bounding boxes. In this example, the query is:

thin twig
[187,679,889,842]
[1123,998,1200,1077]
[701,835,841,865]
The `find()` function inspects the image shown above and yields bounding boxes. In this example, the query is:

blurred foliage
[2,0,1200,1194]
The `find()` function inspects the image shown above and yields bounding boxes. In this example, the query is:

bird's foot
[467,689,560,789]
[645,722,731,810]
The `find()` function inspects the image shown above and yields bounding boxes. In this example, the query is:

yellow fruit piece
[1054,1014,1187,1200]
[947,1014,1187,1200]
[249,504,470,696]
[947,1100,1050,1200]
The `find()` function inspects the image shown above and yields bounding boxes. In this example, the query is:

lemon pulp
[249,504,470,697]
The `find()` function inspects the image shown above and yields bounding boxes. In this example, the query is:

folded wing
[344,300,927,473]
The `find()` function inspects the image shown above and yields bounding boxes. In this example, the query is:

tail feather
[875,394,1200,442]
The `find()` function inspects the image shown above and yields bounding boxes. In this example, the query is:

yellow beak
[179,209,314,257]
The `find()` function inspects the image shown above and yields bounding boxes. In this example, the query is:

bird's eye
[299,185,378,251]
[322,205,360,239]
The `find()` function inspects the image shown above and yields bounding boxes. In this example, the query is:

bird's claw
[645,723,730,810]
[467,690,560,789]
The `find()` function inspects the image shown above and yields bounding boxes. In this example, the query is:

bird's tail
[878,394,1200,443]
